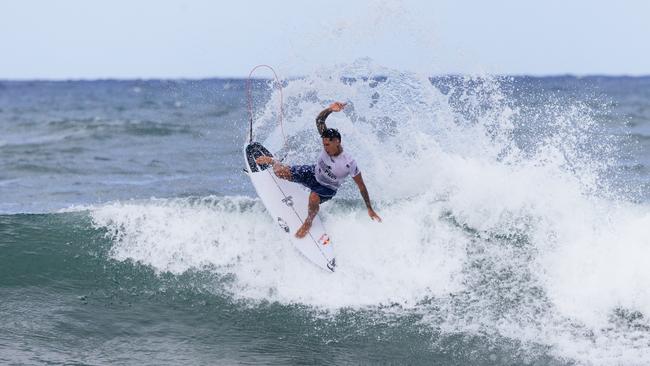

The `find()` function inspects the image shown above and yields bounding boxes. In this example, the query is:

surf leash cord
[246,65,286,149]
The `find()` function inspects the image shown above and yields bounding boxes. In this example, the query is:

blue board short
[290,165,337,203]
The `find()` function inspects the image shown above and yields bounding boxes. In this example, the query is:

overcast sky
[1,0,649,79]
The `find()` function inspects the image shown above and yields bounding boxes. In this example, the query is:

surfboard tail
[245,142,273,173]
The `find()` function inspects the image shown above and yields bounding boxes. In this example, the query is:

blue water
[2,65,650,365]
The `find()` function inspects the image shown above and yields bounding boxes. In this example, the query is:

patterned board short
[289,165,337,203]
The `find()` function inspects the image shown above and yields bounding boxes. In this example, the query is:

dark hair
[321,128,341,141]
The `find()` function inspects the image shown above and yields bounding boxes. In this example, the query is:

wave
[0,203,560,365]
[4,185,650,365]
[4,60,650,364]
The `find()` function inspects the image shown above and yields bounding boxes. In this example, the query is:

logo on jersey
[318,160,337,181]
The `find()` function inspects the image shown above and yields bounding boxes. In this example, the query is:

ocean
[2,62,650,365]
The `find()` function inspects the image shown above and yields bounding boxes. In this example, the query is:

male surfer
[256,102,382,238]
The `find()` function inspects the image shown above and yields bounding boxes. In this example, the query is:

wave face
[3,64,650,364]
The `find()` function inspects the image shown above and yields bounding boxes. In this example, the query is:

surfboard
[244,142,336,272]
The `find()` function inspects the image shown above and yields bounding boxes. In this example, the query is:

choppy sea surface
[2,62,650,365]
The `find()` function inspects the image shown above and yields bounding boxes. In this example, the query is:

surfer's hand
[368,208,382,222]
[329,102,346,112]
[255,156,274,165]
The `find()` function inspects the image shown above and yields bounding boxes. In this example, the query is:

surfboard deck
[244,142,336,272]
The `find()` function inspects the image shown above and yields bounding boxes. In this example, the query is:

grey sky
[1,0,648,79]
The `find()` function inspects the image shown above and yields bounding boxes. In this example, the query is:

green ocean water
[0,211,566,365]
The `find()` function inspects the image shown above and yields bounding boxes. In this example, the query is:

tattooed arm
[316,102,346,135]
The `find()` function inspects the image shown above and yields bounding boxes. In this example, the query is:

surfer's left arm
[352,173,382,222]
[316,102,346,135]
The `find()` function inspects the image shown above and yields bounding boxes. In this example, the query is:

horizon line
[2,73,650,82]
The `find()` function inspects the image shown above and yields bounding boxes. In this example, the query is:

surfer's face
[322,137,341,156]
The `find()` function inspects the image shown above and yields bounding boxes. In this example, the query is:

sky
[1,0,649,79]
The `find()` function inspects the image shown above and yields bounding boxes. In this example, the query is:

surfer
[256,102,382,238]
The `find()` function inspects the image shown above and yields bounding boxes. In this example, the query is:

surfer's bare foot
[295,221,312,238]
[255,156,273,165]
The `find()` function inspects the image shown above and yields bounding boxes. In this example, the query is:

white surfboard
[244,142,336,272]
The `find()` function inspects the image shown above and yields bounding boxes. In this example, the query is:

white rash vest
[314,149,360,190]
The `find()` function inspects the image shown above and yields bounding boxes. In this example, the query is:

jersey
[314,149,360,190]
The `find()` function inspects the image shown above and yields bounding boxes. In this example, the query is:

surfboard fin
[327,258,336,272]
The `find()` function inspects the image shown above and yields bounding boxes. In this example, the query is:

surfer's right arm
[316,102,346,135]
